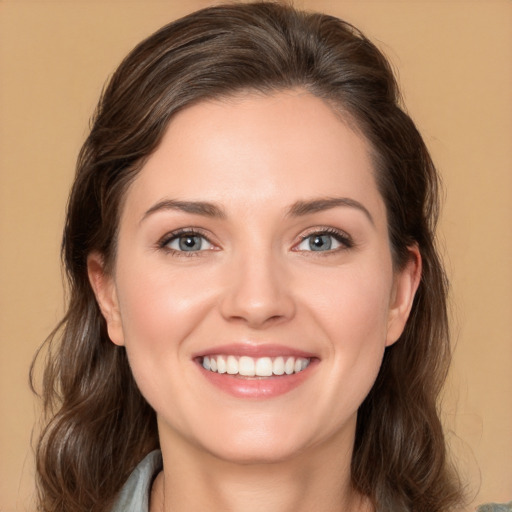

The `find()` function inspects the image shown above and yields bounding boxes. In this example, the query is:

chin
[190,413,346,467]
[205,439,310,466]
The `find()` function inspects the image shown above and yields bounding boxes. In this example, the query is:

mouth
[201,355,311,377]
[195,345,318,399]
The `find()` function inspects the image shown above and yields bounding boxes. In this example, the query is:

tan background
[0,1,510,510]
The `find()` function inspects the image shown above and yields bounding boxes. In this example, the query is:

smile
[202,355,311,377]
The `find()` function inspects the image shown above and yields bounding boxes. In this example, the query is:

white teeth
[202,355,311,377]
[217,355,227,374]
[284,357,295,375]
[226,355,238,375]
[273,356,285,375]
[255,357,273,377]
[239,356,255,376]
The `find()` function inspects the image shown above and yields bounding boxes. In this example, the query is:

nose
[219,250,296,328]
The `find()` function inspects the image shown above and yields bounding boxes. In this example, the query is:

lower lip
[198,360,318,399]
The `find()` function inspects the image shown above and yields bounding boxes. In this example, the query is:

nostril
[225,311,291,329]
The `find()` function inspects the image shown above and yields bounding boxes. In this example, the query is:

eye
[295,229,353,252]
[160,230,215,254]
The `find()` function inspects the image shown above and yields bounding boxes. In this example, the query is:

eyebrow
[141,196,374,225]
[141,199,227,223]
[287,197,374,225]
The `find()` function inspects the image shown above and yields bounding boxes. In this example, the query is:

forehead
[121,90,386,225]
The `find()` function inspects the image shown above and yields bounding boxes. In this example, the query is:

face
[89,90,420,466]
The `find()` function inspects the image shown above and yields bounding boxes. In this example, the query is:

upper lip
[193,343,318,359]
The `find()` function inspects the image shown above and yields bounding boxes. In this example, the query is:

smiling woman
[90,92,413,469]
[32,3,465,512]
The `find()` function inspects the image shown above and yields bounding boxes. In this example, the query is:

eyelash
[157,228,215,257]
[157,226,354,257]
[294,227,354,253]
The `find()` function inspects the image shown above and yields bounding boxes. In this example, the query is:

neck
[151,422,372,512]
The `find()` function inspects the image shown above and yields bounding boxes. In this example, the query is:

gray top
[477,503,512,512]
[110,450,162,512]
[110,450,510,512]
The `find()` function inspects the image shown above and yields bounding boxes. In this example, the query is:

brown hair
[32,2,463,511]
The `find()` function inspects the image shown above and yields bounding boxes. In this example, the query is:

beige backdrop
[1,1,510,510]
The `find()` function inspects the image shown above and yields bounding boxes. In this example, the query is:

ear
[87,252,125,346]
[386,245,422,346]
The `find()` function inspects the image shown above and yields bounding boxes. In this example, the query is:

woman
[32,2,466,511]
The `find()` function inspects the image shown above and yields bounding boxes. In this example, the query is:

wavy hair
[32,2,463,511]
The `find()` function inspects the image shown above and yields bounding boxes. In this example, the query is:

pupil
[310,235,331,251]
[180,235,201,251]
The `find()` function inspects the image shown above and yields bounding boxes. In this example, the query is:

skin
[88,90,421,512]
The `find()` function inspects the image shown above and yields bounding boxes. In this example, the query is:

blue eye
[164,232,214,252]
[296,231,352,252]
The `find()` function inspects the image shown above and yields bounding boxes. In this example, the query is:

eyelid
[292,226,354,251]
[157,227,219,254]
[156,226,353,255]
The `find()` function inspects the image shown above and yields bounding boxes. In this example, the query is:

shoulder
[476,502,512,512]
[110,450,163,512]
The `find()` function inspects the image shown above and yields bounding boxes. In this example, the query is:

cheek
[113,261,219,398]
[308,261,392,343]
[306,264,392,402]
[112,263,219,422]
[116,259,214,344]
